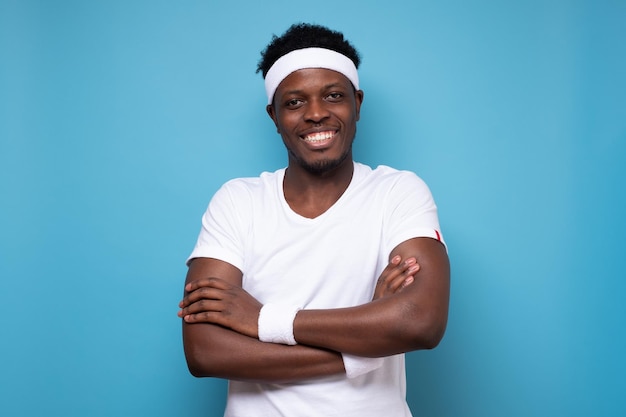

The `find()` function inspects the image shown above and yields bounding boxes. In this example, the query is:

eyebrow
[281,82,347,97]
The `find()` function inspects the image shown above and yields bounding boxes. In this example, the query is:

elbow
[183,325,226,378]
[185,352,209,378]
[186,359,207,378]
[183,323,244,379]
[396,307,448,351]
[399,323,445,351]
[186,356,223,379]
[417,322,446,350]
[184,343,219,378]
[417,309,448,349]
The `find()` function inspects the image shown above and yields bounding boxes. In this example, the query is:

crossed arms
[179,236,449,383]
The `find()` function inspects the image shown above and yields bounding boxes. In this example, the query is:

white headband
[264,47,359,104]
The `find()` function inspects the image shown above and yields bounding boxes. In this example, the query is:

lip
[299,129,339,148]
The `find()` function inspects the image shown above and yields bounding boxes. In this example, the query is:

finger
[380,255,401,276]
[180,298,223,317]
[185,277,224,292]
[182,310,223,324]
[401,276,415,288]
[377,256,407,285]
[390,255,402,266]
[385,263,419,292]
[185,276,231,293]
[394,257,417,276]
[381,257,417,284]
[180,286,225,308]
[401,257,417,269]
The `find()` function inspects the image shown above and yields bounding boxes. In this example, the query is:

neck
[283,158,354,219]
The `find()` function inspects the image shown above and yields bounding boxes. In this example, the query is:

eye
[285,98,303,108]
[326,92,344,101]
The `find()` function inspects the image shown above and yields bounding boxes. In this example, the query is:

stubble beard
[287,139,354,176]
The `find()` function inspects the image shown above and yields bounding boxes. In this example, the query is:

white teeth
[303,131,334,143]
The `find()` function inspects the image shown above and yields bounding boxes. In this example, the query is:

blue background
[1,1,625,416]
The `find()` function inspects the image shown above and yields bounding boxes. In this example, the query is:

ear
[354,90,364,121]
[266,104,280,132]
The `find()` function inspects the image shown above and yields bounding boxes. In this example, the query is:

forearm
[181,239,449,367]
[182,258,345,383]
[293,296,445,357]
[183,322,344,383]
[293,238,450,357]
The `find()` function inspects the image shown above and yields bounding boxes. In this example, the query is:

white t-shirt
[188,162,444,417]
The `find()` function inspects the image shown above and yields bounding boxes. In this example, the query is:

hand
[178,277,262,338]
[372,256,420,300]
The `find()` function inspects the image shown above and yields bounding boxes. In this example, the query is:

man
[178,23,450,417]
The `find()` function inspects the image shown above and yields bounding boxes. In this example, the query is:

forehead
[275,68,353,94]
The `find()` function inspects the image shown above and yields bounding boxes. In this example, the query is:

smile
[302,131,336,143]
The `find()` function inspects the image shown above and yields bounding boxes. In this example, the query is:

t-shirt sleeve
[186,182,247,270]
[384,171,446,254]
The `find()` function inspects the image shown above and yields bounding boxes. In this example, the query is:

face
[267,68,364,175]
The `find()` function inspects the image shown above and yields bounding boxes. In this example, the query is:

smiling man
[178,23,450,417]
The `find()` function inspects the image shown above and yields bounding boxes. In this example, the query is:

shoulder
[215,169,285,202]
[202,169,285,232]
[356,163,430,193]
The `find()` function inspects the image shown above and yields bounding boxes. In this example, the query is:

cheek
[276,114,300,133]
[342,110,359,127]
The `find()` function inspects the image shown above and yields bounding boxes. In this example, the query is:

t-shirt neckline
[277,162,367,222]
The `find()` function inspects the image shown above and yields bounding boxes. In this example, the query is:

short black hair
[256,23,361,78]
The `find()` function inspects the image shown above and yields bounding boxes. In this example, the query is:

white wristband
[342,353,384,378]
[258,303,301,345]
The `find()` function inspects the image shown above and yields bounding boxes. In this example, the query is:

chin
[287,140,353,175]
[301,153,351,175]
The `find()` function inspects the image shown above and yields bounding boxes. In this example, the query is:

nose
[304,98,330,123]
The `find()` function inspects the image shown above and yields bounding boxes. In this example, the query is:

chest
[241,199,388,308]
